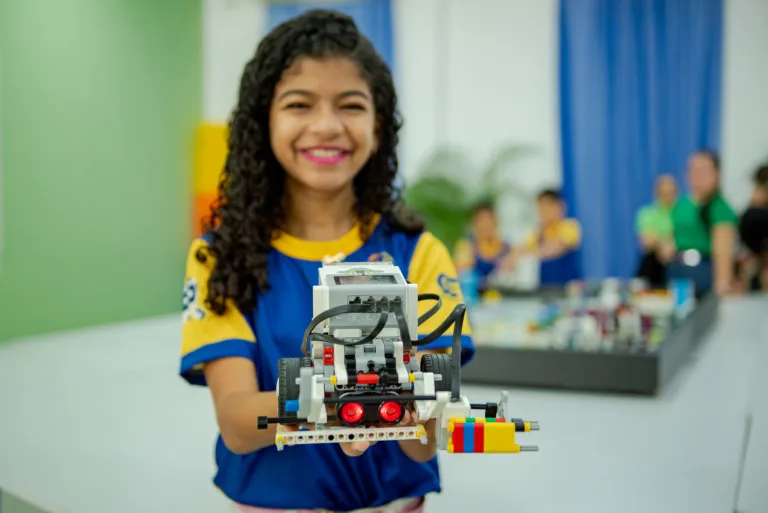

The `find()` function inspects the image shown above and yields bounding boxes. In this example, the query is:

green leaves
[402,143,538,250]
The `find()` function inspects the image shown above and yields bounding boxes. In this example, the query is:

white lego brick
[393,340,409,384]
[275,424,427,450]
[305,375,328,425]
[435,396,471,451]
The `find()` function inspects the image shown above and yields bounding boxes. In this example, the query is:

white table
[1,296,765,513]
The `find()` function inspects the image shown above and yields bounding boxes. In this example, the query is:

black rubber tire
[277,358,306,418]
[420,353,453,392]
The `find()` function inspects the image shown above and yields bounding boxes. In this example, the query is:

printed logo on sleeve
[182,277,206,322]
[437,273,460,298]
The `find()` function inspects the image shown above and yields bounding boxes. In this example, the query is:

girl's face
[687,153,719,199]
[269,56,378,196]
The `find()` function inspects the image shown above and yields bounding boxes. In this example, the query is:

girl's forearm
[215,390,281,455]
[712,226,735,289]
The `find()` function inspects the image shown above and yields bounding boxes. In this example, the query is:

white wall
[721,0,768,211]
[202,0,266,121]
[201,0,765,220]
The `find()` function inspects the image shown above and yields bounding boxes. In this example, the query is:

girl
[663,150,738,296]
[179,10,474,513]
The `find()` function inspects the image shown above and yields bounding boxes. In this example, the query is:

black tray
[460,292,720,395]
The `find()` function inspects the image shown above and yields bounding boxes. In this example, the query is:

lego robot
[257,261,540,454]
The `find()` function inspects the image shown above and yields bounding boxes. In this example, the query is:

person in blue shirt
[178,10,474,513]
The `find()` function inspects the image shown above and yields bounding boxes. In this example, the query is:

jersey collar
[272,214,380,262]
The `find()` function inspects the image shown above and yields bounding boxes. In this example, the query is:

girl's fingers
[340,440,372,456]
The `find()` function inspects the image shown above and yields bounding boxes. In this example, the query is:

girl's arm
[204,357,281,455]
[712,224,736,294]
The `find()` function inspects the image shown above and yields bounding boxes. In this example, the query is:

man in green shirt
[635,175,677,287]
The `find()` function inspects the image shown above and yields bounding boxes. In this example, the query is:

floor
[0,296,766,513]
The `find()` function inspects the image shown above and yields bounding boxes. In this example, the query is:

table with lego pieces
[461,279,711,394]
[469,281,687,354]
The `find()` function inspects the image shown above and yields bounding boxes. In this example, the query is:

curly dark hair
[197,9,424,316]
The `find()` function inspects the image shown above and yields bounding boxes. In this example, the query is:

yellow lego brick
[483,423,520,453]
[447,439,455,453]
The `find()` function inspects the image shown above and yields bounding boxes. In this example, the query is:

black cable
[300,304,388,356]
[417,293,442,325]
[308,311,388,347]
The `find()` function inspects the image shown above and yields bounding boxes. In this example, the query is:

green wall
[0,1,202,341]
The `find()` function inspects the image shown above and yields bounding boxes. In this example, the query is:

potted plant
[402,143,538,252]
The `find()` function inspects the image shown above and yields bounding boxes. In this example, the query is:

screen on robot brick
[334,275,397,285]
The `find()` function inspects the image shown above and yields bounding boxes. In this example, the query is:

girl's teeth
[309,149,342,157]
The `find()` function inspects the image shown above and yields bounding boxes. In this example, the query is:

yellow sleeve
[558,219,582,248]
[407,232,475,364]
[180,238,257,386]
[453,238,475,270]
[524,231,539,252]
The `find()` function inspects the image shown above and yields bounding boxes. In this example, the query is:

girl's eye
[286,102,309,110]
[342,104,366,111]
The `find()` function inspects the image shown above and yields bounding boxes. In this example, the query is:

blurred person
[663,150,738,296]
[178,10,474,513]
[634,175,678,287]
[507,189,582,285]
[737,164,768,291]
[453,201,511,288]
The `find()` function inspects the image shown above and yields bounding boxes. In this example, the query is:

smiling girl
[178,9,474,513]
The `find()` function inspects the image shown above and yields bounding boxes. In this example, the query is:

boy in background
[506,189,582,285]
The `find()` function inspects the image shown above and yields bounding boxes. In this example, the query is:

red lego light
[403,352,411,364]
[339,402,365,425]
[378,401,402,424]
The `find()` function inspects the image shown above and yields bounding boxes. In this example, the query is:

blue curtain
[559,0,724,279]
[266,0,394,72]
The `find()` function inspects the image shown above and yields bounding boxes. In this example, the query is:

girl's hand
[715,277,733,296]
[656,240,676,263]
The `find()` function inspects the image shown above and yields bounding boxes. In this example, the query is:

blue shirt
[179,217,475,511]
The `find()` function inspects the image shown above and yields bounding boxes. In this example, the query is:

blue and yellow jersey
[453,236,510,280]
[179,217,474,511]
[523,218,582,285]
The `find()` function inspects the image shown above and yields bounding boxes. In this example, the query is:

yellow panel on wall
[194,123,228,194]
[193,123,228,236]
